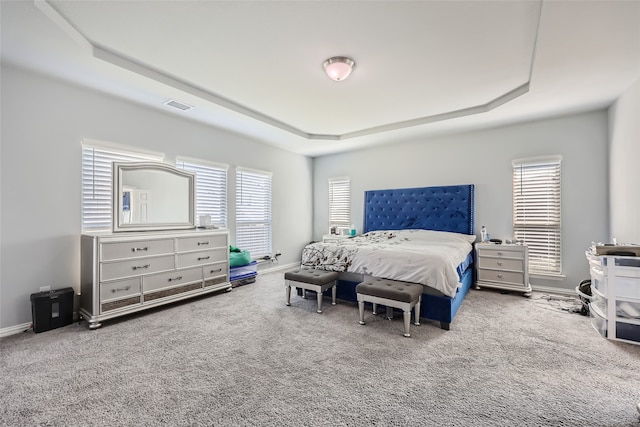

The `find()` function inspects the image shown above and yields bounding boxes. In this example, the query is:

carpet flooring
[1,269,640,426]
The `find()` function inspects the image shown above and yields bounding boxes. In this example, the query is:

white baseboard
[0,322,32,338]
[531,285,575,297]
[258,261,299,274]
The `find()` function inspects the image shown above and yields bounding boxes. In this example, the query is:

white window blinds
[176,158,228,228]
[82,142,163,231]
[329,177,351,228]
[236,167,272,258]
[512,157,562,275]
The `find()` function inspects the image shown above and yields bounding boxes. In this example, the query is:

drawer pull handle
[198,256,211,261]
[497,252,503,256]
[132,247,149,252]
[497,274,503,278]
[197,241,210,246]
[111,285,131,293]
[497,262,503,266]
[168,276,183,282]
[210,268,222,273]
[132,264,150,271]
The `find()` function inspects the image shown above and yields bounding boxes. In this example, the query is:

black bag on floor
[576,279,592,316]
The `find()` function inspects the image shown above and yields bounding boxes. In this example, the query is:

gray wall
[0,60,627,331]
[312,111,610,293]
[609,77,640,244]
[0,64,313,330]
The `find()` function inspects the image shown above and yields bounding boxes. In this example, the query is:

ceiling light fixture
[323,56,355,81]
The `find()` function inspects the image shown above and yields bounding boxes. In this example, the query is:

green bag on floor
[229,246,252,267]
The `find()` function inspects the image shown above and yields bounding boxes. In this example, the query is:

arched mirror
[112,162,195,232]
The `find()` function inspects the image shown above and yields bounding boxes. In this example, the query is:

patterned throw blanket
[301,229,475,298]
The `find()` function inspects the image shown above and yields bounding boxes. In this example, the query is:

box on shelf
[595,245,640,256]
[30,287,74,333]
[230,261,258,287]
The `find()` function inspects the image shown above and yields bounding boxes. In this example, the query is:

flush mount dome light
[323,56,355,81]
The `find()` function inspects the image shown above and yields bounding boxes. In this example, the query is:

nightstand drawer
[478,269,524,285]
[477,247,524,259]
[478,257,524,271]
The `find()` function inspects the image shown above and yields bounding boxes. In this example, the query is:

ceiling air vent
[163,99,194,112]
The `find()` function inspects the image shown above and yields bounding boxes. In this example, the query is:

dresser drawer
[143,266,203,293]
[101,255,175,281]
[478,269,524,285]
[100,238,174,261]
[176,234,227,252]
[591,288,606,315]
[204,261,228,280]
[590,304,607,338]
[477,257,523,271]
[176,248,227,268]
[590,267,606,294]
[100,277,141,302]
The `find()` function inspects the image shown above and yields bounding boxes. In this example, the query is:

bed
[302,184,475,330]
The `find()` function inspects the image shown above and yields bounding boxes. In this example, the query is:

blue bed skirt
[331,267,473,330]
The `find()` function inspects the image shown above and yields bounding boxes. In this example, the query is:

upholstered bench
[356,278,422,337]
[285,268,339,313]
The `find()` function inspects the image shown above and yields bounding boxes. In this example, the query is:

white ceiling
[2,1,639,157]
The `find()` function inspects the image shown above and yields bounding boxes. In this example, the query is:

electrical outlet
[39,285,51,292]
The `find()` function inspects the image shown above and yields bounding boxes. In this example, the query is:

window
[329,177,351,230]
[176,157,228,228]
[82,141,163,231]
[236,167,272,258]
[512,156,562,275]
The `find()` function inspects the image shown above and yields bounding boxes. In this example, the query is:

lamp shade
[323,57,355,81]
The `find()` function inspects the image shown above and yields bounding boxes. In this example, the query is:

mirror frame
[112,161,196,232]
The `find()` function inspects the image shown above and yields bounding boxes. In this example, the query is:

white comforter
[301,229,476,298]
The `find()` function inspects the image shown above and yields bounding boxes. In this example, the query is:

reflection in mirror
[112,162,195,232]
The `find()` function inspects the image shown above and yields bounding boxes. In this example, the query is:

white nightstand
[322,234,354,243]
[475,243,532,296]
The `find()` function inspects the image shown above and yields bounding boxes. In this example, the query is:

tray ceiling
[2,1,639,156]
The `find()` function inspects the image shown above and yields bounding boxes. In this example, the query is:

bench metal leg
[414,297,421,326]
[316,291,323,313]
[331,284,337,305]
[358,301,365,325]
[372,303,378,315]
[403,310,411,337]
[285,284,291,306]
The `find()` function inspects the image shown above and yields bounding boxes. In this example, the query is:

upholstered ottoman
[356,278,422,337]
[285,268,339,313]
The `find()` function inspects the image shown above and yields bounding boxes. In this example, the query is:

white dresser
[475,243,532,296]
[80,229,231,329]
[587,251,640,345]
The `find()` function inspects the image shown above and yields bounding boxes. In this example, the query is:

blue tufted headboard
[363,184,475,235]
